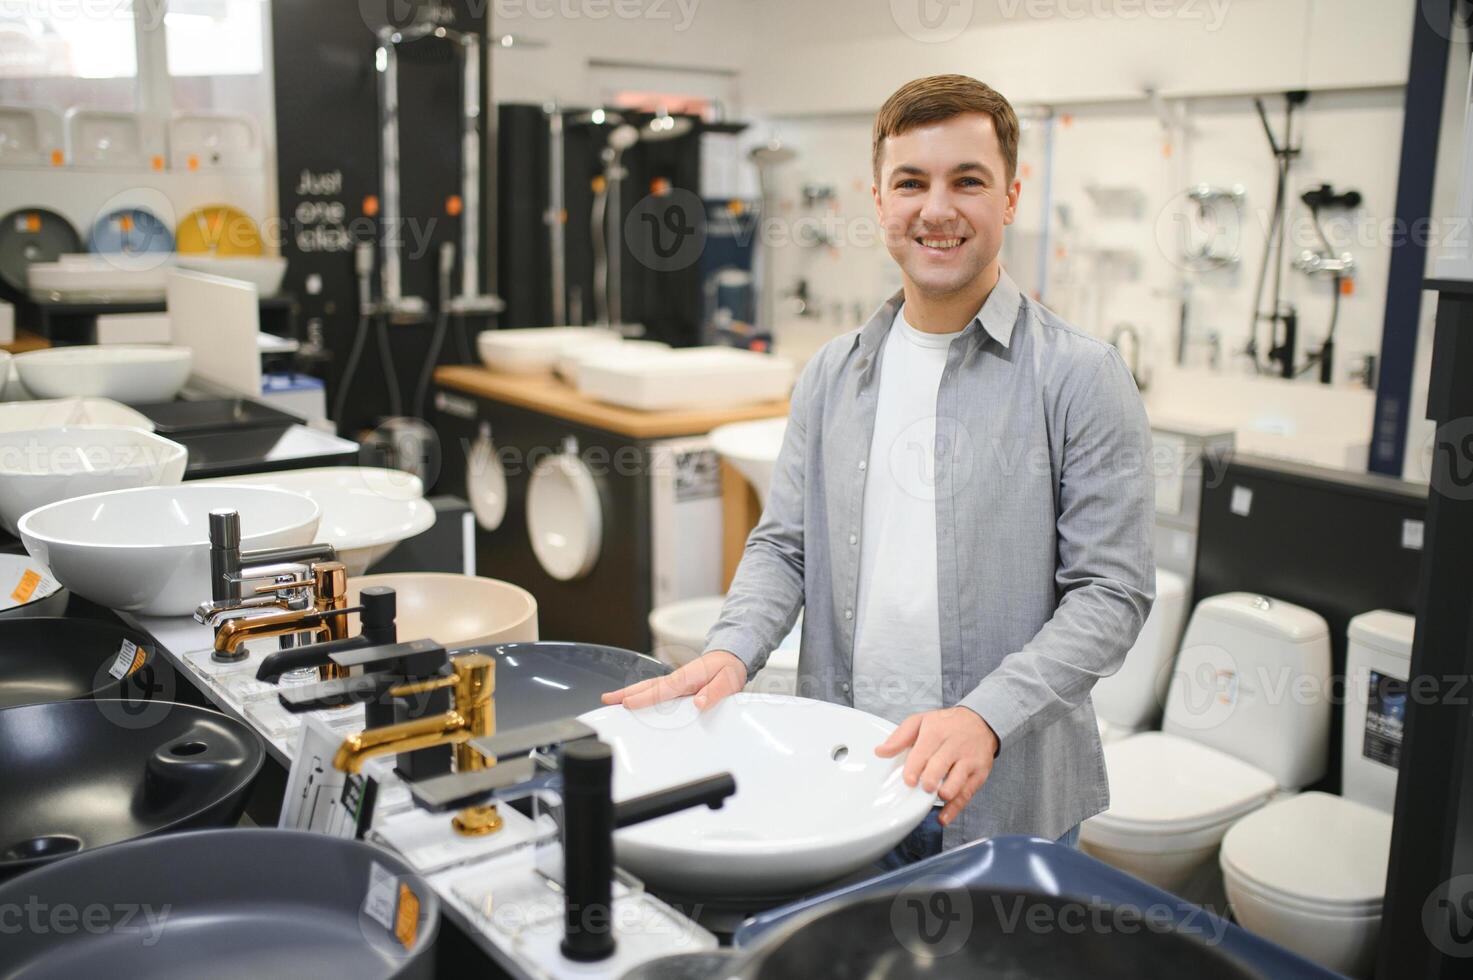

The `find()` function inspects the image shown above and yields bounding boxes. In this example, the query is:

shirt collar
[856,268,1023,356]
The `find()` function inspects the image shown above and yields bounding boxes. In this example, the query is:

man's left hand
[875,707,999,827]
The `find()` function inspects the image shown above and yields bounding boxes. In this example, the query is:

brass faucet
[213,562,351,674]
[333,653,502,837]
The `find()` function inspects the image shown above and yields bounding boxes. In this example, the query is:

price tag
[109,639,145,679]
[9,567,58,606]
[395,883,421,949]
[362,861,397,932]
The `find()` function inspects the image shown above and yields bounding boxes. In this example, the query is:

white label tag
[1402,519,1424,551]
[109,639,140,679]
[362,861,397,933]
[1230,485,1253,517]
[279,716,374,836]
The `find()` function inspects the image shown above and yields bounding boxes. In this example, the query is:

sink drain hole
[4,835,82,862]
[171,740,208,757]
[831,744,849,763]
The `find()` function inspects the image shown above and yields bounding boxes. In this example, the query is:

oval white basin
[173,255,287,296]
[0,425,188,534]
[204,467,434,576]
[18,484,320,615]
[476,327,623,376]
[709,417,788,506]
[0,397,156,433]
[14,345,193,404]
[580,694,934,897]
[346,573,538,648]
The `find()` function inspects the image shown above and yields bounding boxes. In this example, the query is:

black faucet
[405,721,736,963]
[255,586,400,685]
[277,638,457,779]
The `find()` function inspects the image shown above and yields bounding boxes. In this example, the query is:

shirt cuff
[959,677,1030,754]
[702,628,767,680]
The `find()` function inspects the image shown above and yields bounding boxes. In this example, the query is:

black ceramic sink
[0,700,265,880]
[0,616,173,709]
[466,641,669,731]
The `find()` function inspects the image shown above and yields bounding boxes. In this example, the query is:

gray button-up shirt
[705,269,1156,847]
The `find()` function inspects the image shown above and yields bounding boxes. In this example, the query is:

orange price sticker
[11,569,41,604]
[394,884,420,949]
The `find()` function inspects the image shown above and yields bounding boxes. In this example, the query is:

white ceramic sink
[577,347,794,412]
[477,327,623,375]
[0,425,188,534]
[173,255,287,296]
[0,397,156,432]
[27,254,175,302]
[554,339,669,387]
[709,417,789,506]
[18,484,320,615]
[579,694,934,897]
[346,573,538,647]
[647,594,800,694]
[204,467,434,576]
[14,345,192,404]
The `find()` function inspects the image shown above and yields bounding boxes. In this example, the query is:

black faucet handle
[469,718,596,762]
[330,637,444,676]
[613,772,736,829]
[278,673,397,713]
[407,757,542,812]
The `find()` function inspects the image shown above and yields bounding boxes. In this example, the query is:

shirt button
[841,682,851,694]
[858,460,867,471]
[844,609,853,620]
[849,533,858,545]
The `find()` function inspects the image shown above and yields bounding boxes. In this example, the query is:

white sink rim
[346,572,539,648]
[579,693,935,896]
[19,483,319,549]
[0,424,188,533]
[0,397,156,433]
[14,344,193,403]
[203,467,435,575]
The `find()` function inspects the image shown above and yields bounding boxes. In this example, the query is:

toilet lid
[526,448,603,581]
[1095,732,1278,835]
[1220,791,1392,910]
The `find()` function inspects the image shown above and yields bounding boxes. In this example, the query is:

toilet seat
[526,442,603,581]
[1220,791,1392,915]
[1085,732,1278,854]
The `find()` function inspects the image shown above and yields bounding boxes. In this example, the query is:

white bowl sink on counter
[0,425,188,534]
[709,417,789,506]
[172,255,288,296]
[578,347,794,412]
[203,467,435,577]
[476,326,624,375]
[26,254,174,303]
[13,345,193,404]
[345,573,538,647]
[18,484,320,616]
[579,694,934,897]
[0,397,156,433]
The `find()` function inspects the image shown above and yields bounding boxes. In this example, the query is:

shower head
[607,124,641,153]
[641,110,693,142]
[749,138,797,167]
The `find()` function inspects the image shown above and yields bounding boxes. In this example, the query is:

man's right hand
[600,650,747,711]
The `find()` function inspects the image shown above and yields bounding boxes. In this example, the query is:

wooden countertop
[435,365,788,439]
[1,331,49,355]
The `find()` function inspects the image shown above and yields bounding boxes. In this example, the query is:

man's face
[872,113,1020,299]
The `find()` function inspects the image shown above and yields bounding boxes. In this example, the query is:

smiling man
[604,75,1155,861]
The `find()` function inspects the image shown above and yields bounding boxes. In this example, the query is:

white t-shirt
[851,304,962,725]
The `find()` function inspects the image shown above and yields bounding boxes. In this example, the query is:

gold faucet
[333,653,502,837]
[213,562,351,677]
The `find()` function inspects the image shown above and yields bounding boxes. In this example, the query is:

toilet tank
[1342,610,1415,813]
[1163,593,1332,789]
[1092,568,1188,731]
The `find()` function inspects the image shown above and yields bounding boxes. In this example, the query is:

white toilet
[1094,568,1189,744]
[647,594,801,694]
[1218,610,1414,978]
[1081,592,1332,892]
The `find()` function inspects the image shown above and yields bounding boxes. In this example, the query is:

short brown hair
[872,75,1020,186]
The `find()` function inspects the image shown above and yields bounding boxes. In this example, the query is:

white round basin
[18,484,320,616]
[346,573,538,648]
[580,693,934,897]
[14,345,193,404]
[0,397,156,433]
[709,417,788,506]
[477,326,623,376]
[648,595,801,695]
[205,467,434,576]
[0,425,188,534]
[173,255,287,296]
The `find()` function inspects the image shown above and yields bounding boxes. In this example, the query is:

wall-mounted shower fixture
[748,137,798,334]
